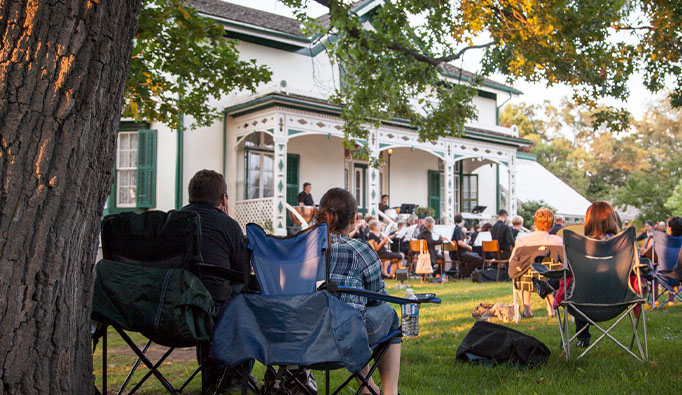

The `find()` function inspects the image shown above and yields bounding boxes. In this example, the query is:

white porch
[225,97,524,235]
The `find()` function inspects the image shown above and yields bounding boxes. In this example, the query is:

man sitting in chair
[491,209,515,260]
[451,214,483,278]
[181,169,249,393]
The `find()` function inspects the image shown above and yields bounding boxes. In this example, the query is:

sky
[225,0,662,120]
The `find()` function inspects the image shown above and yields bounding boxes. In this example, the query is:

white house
[105,0,589,234]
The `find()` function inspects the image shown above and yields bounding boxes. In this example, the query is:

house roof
[188,0,307,38]
[224,91,532,147]
[515,158,592,217]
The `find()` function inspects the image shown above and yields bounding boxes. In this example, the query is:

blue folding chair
[210,222,440,394]
[650,231,682,309]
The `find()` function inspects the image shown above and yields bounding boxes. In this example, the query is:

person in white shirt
[510,208,563,317]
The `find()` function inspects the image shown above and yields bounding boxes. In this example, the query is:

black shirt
[368,232,388,253]
[181,202,246,306]
[451,225,466,260]
[418,228,442,264]
[549,224,564,235]
[491,220,515,257]
[297,192,314,206]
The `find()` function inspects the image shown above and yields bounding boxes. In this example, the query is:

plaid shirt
[329,233,387,313]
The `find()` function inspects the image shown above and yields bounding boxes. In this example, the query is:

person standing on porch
[297,182,314,206]
[379,194,390,212]
[491,209,515,260]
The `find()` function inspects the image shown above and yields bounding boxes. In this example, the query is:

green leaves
[123,0,272,130]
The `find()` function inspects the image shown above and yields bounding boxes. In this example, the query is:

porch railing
[234,198,273,233]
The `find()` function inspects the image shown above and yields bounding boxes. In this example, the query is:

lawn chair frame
[648,231,682,309]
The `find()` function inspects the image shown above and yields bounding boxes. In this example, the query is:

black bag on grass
[472,268,510,282]
[456,321,550,366]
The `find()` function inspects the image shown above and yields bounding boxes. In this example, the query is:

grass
[93,279,682,394]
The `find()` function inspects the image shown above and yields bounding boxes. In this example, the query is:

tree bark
[0,1,141,393]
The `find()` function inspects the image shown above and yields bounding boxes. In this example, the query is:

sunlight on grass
[93,280,682,394]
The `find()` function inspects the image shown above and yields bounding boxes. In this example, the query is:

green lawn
[94,280,682,394]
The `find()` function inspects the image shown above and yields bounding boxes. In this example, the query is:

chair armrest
[531,262,569,279]
[335,286,441,305]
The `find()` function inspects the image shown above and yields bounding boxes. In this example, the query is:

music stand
[471,205,487,214]
[399,204,416,214]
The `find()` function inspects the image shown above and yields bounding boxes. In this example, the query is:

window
[344,168,349,190]
[462,174,478,213]
[116,132,138,207]
[105,126,157,214]
[244,132,275,200]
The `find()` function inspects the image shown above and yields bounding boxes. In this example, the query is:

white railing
[285,203,310,229]
[234,198,274,233]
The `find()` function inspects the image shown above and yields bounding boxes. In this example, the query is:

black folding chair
[538,227,648,361]
[92,210,257,394]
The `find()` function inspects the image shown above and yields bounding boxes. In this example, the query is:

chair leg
[127,346,175,394]
[103,327,107,395]
[326,369,330,395]
[115,328,178,395]
[119,339,153,394]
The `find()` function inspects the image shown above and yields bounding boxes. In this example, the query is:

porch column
[509,156,518,216]
[273,114,289,236]
[368,129,380,216]
[444,158,455,221]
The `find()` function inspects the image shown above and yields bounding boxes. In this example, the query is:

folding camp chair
[649,231,682,309]
[210,223,440,395]
[92,210,257,394]
[508,245,564,323]
[538,227,648,361]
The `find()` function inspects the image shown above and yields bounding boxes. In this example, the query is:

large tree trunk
[0,1,141,393]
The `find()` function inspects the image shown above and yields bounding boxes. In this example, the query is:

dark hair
[316,187,358,233]
[473,223,480,231]
[303,182,311,188]
[482,222,492,231]
[381,194,389,199]
[584,201,620,239]
[645,220,654,227]
[188,169,227,206]
[670,216,682,237]
[498,209,508,217]
[454,213,464,224]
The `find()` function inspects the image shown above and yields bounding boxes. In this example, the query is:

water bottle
[401,288,419,338]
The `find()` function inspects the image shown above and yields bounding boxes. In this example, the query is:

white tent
[515,158,591,222]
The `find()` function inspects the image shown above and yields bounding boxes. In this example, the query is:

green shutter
[427,170,442,220]
[137,129,157,208]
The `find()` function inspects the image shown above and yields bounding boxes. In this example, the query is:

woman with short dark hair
[316,188,401,395]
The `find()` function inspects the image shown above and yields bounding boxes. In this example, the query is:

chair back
[443,241,458,252]
[409,239,427,253]
[101,210,202,269]
[563,227,640,309]
[556,224,584,239]
[652,231,682,272]
[482,240,500,253]
[508,244,564,280]
[246,223,328,295]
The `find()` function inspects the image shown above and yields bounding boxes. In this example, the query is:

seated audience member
[180,170,248,393]
[450,214,484,278]
[511,215,528,239]
[297,182,314,206]
[379,194,390,213]
[316,188,401,395]
[549,201,639,348]
[418,217,447,276]
[509,208,563,318]
[637,220,654,242]
[491,209,515,259]
[549,215,566,235]
[367,219,405,278]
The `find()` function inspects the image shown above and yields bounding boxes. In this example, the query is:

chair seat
[370,329,401,349]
